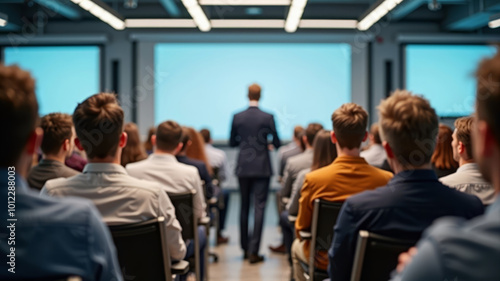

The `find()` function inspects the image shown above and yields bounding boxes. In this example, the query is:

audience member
[392,48,500,281]
[144,126,156,155]
[432,124,459,177]
[292,103,393,281]
[65,149,87,172]
[0,66,122,280]
[271,122,323,254]
[440,116,495,205]
[184,126,214,176]
[360,123,387,167]
[121,122,147,167]
[278,125,304,179]
[328,91,484,281]
[27,113,79,190]
[200,128,231,244]
[126,121,207,279]
[41,93,186,263]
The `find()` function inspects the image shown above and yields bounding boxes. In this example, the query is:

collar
[456,163,479,173]
[389,169,438,185]
[82,163,127,175]
[249,101,259,107]
[333,155,368,164]
[150,153,179,163]
[39,159,65,166]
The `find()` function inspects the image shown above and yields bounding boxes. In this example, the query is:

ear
[26,128,43,155]
[331,131,337,144]
[187,140,192,148]
[74,138,84,151]
[119,132,128,148]
[382,141,394,159]
[362,131,368,142]
[151,135,157,147]
[62,138,71,152]
[174,142,184,154]
[458,141,465,155]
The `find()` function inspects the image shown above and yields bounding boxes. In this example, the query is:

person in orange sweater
[292,103,393,281]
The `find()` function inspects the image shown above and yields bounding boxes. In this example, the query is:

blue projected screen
[4,46,100,116]
[155,43,351,140]
[406,44,496,117]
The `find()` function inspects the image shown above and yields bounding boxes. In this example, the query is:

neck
[305,144,312,150]
[249,100,259,107]
[155,149,177,156]
[337,147,361,157]
[459,157,475,167]
[43,154,66,164]
[391,160,433,175]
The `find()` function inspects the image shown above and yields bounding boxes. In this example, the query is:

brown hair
[0,65,39,167]
[432,124,459,170]
[200,128,211,143]
[121,122,147,167]
[305,123,324,146]
[156,120,182,151]
[73,93,124,159]
[331,103,368,149]
[476,49,500,144]
[454,117,474,159]
[311,130,337,171]
[293,125,304,139]
[378,90,439,167]
[144,126,156,153]
[40,113,73,156]
[370,123,382,144]
[181,127,213,175]
[248,83,261,101]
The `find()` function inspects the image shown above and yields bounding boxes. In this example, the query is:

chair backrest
[311,199,344,252]
[350,230,416,281]
[167,191,196,240]
[212,166,221,187]
[108,217,172,281]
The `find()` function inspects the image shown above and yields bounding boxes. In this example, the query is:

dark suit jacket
[176,155,216,198]
[328,169,485,281]
[230,106,281,177]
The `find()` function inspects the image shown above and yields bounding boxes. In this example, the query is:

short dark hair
[200,128,211,143]
[454,117,474,159]
[370,123,382,144]
[293,125,304,139]
[331,103,368,149]
[156,120,182,151]
[40,113,73,155]
[248,84,261,101]
[0,64,39,167]
[73,93,124,159]
[305,123,323,146]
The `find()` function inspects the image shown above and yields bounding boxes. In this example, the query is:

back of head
[370,123,382,144]
[378,90,439,168]
[122,122,147,166]
[454,117,474,159]
[144,126,156,152]
[432,124,458,170]
[248,83,261,101]
[311,130,337,171]
[73,93,124,159]
[476,50,500,144]
[293,125,304,140]
[156,120,182,152]
[331,103,368,149]
[184,127,213,174]
[40,113,73,156]
[305,123,324,146]
[200,128,211,144]
[0,64,38,167]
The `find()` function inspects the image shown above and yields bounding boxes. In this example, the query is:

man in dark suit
[230,83,281,263]
[327,90,484,281]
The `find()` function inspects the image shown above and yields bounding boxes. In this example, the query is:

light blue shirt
[0,168,123,280]
[392,194,500,281]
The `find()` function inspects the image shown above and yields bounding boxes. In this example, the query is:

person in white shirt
[42,93,186,262]
[440,116,495,205]
[361,122,387,167]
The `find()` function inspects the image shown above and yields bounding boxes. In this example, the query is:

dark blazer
[176,155,216,198]
[328,169,485,281]
[230,106,281,177]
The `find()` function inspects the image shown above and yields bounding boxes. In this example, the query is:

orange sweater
[295,155,393,270]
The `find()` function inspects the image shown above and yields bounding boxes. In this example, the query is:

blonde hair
[378,90,438,167]
[331,103,368,149]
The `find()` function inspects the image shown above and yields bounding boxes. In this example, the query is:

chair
[108,217,189,281]
[298,199,343,281]
[350,230,416,281]
[168,190,208,281]
[25,277,82,281]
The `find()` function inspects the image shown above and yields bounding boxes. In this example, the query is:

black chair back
[168,191,196,240]
[311,199,344,252]
[108,217,172,281]
[350,230,416,281]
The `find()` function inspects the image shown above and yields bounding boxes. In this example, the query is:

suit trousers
[238,177,270,255]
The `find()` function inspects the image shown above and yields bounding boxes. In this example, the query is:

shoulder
[345,185,392,210]
[439,172,459,186]
[125,158,149,170]
[368,165,394,180]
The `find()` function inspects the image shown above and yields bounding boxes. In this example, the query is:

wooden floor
[207,192,292,281]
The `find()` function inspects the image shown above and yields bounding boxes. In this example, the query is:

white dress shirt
[204,143,229,182]
[41,163,186,261]
[126,154,207,219]
[360,143,387,167]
